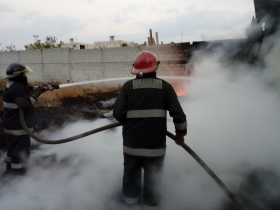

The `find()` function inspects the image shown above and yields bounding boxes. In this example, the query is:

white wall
[0,43,190,83]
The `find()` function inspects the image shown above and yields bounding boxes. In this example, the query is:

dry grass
[35,86,85,107]
[0,78,121,111]
[0,78,6,90]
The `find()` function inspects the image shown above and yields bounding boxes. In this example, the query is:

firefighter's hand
[175,134,185,145]
[44,83,60,91]
[30,84,48,100]
[40,83,60,91]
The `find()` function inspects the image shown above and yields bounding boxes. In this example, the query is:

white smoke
[99,98,117,109]
[261,31,280,90]
[1,33,280,210]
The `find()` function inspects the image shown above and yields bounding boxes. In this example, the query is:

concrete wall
[0,43,190,85]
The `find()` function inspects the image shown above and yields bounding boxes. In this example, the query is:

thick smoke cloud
[1,30,280,210]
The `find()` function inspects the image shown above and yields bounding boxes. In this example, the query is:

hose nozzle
[44,84,60,91]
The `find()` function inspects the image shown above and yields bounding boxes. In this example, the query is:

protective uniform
[2,62,47,175]
[113,51,187,206]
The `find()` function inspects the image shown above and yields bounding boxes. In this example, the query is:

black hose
[20,108,247,209]
[20,108,121,144]
[166,131,247,210]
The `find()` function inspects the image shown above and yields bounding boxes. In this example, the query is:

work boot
[6,162,11,170]
[143,205,160,210]
[143,192,160,207]
[10,168,27,176]
[2,169,12,177]
[122,195,140,205]
[1,169,26,178]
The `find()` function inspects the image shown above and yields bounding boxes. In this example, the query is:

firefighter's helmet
[5,62,33,79]
[131,50,160,75]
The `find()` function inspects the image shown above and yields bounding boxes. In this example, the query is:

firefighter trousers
[122,154,164,206]
[6,134,31,170]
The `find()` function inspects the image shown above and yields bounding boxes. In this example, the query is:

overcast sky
[0,0,255,50]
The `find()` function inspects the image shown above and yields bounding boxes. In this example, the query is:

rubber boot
[11,168,27,176]
[2,170,11,177]
[6,161,11,170]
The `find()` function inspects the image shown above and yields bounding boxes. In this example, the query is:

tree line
[1,35,64,52]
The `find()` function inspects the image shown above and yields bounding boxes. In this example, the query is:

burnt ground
[0,90,120,150]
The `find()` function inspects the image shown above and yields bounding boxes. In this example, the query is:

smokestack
[155,32,159,45]
[149,29,154,45]
[147,37,152,45]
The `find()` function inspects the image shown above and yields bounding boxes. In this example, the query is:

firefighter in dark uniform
[113,50,187,207]
[2,62,48,175]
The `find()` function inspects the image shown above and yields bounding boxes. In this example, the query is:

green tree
[25,35,64,50]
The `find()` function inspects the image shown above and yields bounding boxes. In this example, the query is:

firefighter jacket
[2,81,36,136]
[113,74,187,158]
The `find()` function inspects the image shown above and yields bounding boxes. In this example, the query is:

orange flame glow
[169,81,188,96]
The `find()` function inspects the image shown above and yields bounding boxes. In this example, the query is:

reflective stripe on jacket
[113,75,187,157]
[4,127,34,136]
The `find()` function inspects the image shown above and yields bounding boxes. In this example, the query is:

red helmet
[131,50,160,75]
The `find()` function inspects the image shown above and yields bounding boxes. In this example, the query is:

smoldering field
[1,37,280,210]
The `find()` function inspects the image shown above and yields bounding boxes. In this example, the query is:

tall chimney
[155,32,159,45]
[149,29,153,45]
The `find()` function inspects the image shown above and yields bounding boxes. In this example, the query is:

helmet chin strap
[139,72,143,77]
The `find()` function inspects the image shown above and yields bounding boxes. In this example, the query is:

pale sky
[0,0,256,50]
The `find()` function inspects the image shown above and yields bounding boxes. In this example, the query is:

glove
[32,83,59,91]
[175,134,185,145]
[30,84,48,100]
[42,84,60,91]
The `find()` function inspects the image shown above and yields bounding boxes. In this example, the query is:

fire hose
[20,109,247,209]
